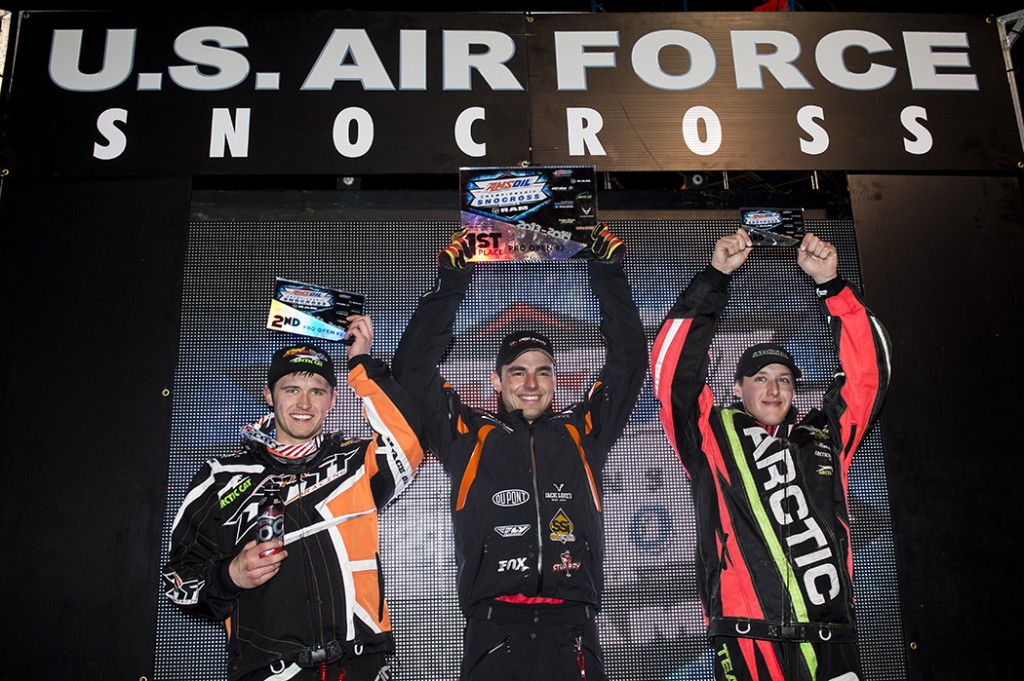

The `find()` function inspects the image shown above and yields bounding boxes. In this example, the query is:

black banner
[5,10,1019,176]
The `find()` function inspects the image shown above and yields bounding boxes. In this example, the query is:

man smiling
[393,225,647,681]
[162,316,424,681]
[651,230,892,681]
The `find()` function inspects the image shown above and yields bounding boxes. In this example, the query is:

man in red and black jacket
[393,225,647,681]
[651,229,891,681]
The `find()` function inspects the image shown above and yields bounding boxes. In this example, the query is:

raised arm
[345,314,426,508]
[392,230,475,460]
[650,230,749,470]
[798,233,892,469]
[579,224,648,452]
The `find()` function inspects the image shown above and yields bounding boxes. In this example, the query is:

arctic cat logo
[492,489,530,507]
[219,477,252,508]
[498,556,529,572]
[745,426,841,606]
[224,450,355,542]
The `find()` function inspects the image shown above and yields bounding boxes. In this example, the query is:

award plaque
[266,277,365,343]
[740,208,805,247]
[459,165,599,261]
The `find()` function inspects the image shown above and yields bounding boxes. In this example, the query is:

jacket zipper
[529,427,545,592]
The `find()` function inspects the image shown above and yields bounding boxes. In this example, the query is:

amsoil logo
[492,489,530,507]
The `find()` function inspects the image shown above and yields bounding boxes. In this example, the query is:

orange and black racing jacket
[161,355,424,681]
[650,265,891,643]
[393,259,647,614]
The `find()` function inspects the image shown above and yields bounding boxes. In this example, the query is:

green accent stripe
[799,640,818,679]
[720,409,811,622]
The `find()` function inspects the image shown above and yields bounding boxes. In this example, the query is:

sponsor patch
[498,556,530,572]
[495,524,531,538]
[548,508,576,544]
[492,489,530,507]
[552,551,581,575]
[544,482,573,502]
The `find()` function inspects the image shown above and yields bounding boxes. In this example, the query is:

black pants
[461,602,606,681]
[712,636,862,681]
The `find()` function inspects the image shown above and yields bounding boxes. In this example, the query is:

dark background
[1,5,1022,681]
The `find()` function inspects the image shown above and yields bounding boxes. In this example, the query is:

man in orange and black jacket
[393,225,647,681]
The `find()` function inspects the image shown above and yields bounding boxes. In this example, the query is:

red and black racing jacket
[393,260,647,614]
[650,264,891,643]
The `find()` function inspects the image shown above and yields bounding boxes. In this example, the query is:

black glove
[438,228,471,270]
[589,223,624,263]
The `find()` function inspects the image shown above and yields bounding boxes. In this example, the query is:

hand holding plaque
[459,165,598,262]
[266,277,365,344]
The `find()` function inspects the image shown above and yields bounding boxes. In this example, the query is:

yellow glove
[589,223,624,263]
[439,228,471,270]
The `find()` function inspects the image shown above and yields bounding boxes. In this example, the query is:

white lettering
[798,105,829,155]
[816,30,895,91]
[731,30,810,90]
[756,448,797,491]
[93,108,128,160]
[787,516,829,564]
[901,105,933,154]
[332,107,374,158]
[50,29,135,92]
[567,107,606,156]
[455,107,487,157]
[804,563,841,605]
[443,31,522,91]
[169,27,249,91]
[400,30,428,90]
[555,31,619,90]
[632,30,716,90]
[769,484,808,524]
[904,32,977,91]
[302,29,395,91]
[681,106,722,156]
[209,107,250,158]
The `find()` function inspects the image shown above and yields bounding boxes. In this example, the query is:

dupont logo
[492,489,530,507]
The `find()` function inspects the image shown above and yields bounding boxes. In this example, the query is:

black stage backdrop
[153,213,901,681]
[1,176,1021,680]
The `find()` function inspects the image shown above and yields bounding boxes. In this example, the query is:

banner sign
[459,165,598,261]
[5,10,1019,176]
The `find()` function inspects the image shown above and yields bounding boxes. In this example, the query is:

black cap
[734,343,802,380]
[494,331,555,371]
[267,344,337,388]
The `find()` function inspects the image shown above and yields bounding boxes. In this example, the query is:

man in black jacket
[162,315,424,681]
[393,225,647,681]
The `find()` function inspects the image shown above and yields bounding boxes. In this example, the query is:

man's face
[733,363,795,427]
[262,372,336,444]
[490,350,555,423]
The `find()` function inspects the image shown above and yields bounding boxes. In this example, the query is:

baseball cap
[494,331,555,371]
[267,344,337,388]
[734,343,802,380]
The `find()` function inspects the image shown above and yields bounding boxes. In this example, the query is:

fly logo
[495,524,530,538]
[492,489,530,507]
[745,427,841,606]
[498,557,529,572]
